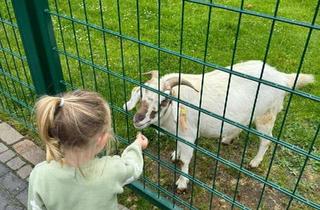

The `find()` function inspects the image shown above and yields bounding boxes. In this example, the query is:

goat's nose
[134,113,145,123]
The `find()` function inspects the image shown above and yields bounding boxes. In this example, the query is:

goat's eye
[150,110,157,119]
[160,99,169,107]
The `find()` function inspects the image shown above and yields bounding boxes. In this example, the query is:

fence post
[11,0,65,95]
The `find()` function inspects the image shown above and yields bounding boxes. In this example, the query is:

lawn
[0,0,319,209]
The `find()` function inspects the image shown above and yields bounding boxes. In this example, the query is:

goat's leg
[176,142,194,191]
[221,128,241,145]
[250,111,276,168]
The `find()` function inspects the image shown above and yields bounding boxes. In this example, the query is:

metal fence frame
[0,0,319,209]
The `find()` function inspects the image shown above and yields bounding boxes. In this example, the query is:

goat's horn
[142,70,158,79]
[165,77,199,92]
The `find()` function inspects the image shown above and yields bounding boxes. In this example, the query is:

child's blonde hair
[35,90,112,162]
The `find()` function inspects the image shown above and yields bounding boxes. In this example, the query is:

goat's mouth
[133,120,151,129]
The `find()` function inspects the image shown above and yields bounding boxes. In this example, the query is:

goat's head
[123,71,197,129]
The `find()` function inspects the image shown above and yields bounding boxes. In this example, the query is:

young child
[28,90,148,210]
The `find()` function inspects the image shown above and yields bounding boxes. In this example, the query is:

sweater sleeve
[28,169,47,210]
[115,141,144,186]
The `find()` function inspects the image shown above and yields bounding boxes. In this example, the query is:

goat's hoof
[249,159,261,168]
[221,137,233,145]
[176,176,189,192]
[176,188,187,194]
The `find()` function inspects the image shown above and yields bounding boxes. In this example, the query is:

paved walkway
[0,120,128,210]
[0,120,44,210]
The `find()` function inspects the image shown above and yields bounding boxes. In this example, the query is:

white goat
[124,60,314,190]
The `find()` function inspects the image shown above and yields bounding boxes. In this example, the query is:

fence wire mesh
[1,0,320,209]
[0,0,36,130]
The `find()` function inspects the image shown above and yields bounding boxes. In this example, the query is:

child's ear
[97,132,109,148]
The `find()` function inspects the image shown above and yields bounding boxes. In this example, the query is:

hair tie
[59,98,64,107]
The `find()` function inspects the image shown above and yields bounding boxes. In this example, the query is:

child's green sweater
[28,142,143,210]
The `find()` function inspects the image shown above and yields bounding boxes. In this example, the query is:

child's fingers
[137,132,147,141]
[140,134,147,141]
[136,132,148,149]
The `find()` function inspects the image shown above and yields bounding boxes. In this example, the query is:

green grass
[1,0,320,209]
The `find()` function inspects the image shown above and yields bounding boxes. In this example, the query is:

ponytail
[35,96,64,162]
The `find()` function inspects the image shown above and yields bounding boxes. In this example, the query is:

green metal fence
[0,0,319,209]
[0,0,36,130]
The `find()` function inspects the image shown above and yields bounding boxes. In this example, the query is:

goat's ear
[142,70,158,80]
[123,86,141,111]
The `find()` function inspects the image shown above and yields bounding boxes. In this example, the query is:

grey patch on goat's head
[149,110,157,119]
[134,100,148,124]
[132,80,172,129]
[137,100,149,116]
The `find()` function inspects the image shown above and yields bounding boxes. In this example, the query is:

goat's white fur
[124,60,314,190]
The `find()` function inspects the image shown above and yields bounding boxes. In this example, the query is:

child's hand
[135,132,148,150]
